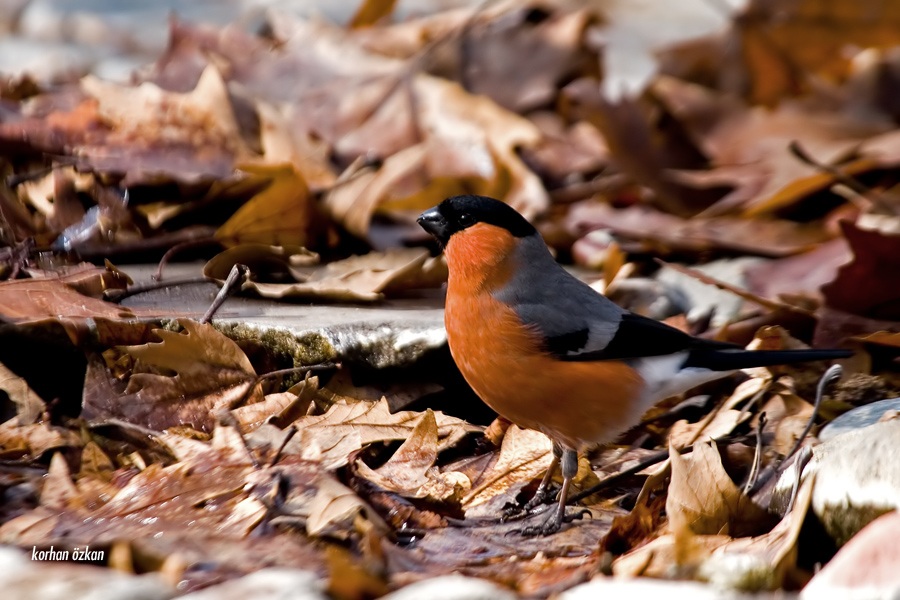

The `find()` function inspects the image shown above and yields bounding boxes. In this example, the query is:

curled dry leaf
[78,64,254,183]
[567,202,831,258]
[0,361,44,424]
[667,440,772,538]
[82,320,262,432]
[204,245,444,302]
[288,397,479,470]
[306,474,369,538]
[356,409,472,503]
[215,163,329,249]
[462,425,553,517]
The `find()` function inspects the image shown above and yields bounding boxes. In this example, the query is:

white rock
[180,569,325,600]
[774,420,900,545]
[560,577,748,600]
[380,575,516,600]
[0,36,98,81]
[0,546,172,600]
[802,511,900,600]
[819,398,900,442]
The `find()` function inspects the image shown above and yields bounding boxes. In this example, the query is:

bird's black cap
[417,195,536,245]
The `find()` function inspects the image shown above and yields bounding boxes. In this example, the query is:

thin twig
[782,364,843,465]
[747,364,842,497]
[789,140,900,215]
[268,425,298,468]
[153,237,220,281]
[201,263,249,323]
[743,411,766,495]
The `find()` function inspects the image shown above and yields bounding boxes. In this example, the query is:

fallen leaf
[0,361,44,424]
[462,425,553,517]
[78,64,254,184]
[356,410,472,502]
[215,163,328,249]
[0,419,81,459]
[306,474,369,538]
[206,245,443,302]
[667,440,772,537]
[0,278,139,323]
[738,0,900,104]
[288,397,478,470]
[82,320,262,432]
[822,221,900,319]
[567,201,831,258]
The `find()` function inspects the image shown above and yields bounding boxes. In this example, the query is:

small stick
[789,140,900,215]
[201,264,249,323]
[743,412,766,495]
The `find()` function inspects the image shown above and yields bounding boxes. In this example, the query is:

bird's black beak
[417,207,450,245]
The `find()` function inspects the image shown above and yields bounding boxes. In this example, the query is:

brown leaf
[40,452,82,511]
[653,77,890,216]
[745,238,851,305]
[288,398,478,470]
[738,0,900,105]
[0,419,81,459]
[0,278,139,323]
[254,101,336,191]
[356,410,471,502]
[82,320,261,432]
[462,425,553,517]
[205,245,443,302]
[568,202,830,258]
[77,65,253,184]
[822,221,900,319]
[325,75,548,238]
[215,163,328,249]
[306,474,369,538]
[667,440,772,537]
[0,361,44,424]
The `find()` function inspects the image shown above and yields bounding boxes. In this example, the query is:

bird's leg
[524,442,562,511]
[522,448,588,536]
[502,442,561,520]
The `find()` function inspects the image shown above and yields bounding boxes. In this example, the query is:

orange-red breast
[418,195,850,535]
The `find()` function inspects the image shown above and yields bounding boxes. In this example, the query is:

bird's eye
[458,212,475,227]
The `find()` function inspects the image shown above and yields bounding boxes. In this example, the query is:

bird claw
[523,484,558,511]
[500,484,559,522]
[518,507,590,537]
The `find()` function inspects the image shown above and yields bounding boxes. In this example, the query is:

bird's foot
[500,484,559,521]
[519,507,590,537]
[523,484,558,511]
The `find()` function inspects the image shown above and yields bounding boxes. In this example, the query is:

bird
[417,194,851,536]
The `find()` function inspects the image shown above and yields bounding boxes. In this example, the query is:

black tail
[685,348,852,372]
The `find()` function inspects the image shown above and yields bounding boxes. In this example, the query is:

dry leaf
[0,361,44,424]
[356,410,472,502]
[288,397,478,470]
[667,440,772,537]
[215,163,327,249]
[463,425,553,517]
[206,245,442,302]
[82,320,261,432]
[306,474,368,538]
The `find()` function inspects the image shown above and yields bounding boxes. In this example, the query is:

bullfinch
[417,194,851,536]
